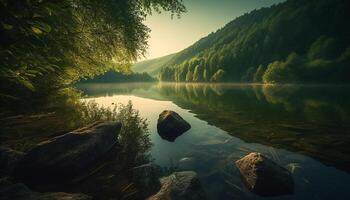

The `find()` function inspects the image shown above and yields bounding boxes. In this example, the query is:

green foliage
[263,53,302,83]
[116,101,152,165]
[210,69,226,82]
[263,61,294,84]
[158,0,350,83]
[308,36,338,60]
[0,0,185,106]
[50,89,152,163]
[47,88,121,128]
[203,69,209,81]
[254,65,266,82]
[241,67,256,82]
[79,70,155,83]
[193,65,204,82]
[185,70,193,82]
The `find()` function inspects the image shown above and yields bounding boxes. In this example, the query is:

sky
[142,0,285,60]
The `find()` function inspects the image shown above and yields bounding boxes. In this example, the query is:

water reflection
[78,83,350,200]
[78,83,350,171]
[157,83,350,171]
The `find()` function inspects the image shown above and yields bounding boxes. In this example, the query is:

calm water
[77,82,350,200]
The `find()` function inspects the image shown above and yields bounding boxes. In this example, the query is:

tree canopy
[0,0,185,103]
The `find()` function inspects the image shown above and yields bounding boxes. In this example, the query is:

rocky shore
[0,111,295,199]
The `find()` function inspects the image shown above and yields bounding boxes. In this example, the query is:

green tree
[203,69,209,81]
[185,70,193,82]
[254,65,266,82]
[210,69,226,82]
[308,36,338,60]
[156,0,350,84]
[263,53,302,83]
[0,0,186,105]
[193,65,204,82]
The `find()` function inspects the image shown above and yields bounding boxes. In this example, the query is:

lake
[77,82,350,200]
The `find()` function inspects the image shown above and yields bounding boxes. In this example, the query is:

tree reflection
[156,83,350,171]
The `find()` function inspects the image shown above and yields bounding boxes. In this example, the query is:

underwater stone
[148,171,206,200]
[235,152,294,196]
[178,157,196,170]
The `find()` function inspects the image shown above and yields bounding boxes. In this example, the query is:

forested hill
[132,53,177,77]
[158,0,350,83]
[78,71,155,83]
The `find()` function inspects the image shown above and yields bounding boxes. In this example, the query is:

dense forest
[79,70,155,83]
[158,0,350,83]
[0,0,185,111]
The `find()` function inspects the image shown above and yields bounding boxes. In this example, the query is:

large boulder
[235,152,294,196]
[148,171,206,200]
[0,183,92,200]
[14,121,121,182]
[157,111,191,142]
[0,147,25,176]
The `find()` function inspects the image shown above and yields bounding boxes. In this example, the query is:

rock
[14,121,121,182]
[132,163,162,198]
[235,152,294,196]
[35,192,92,200]
[157,111,191,142]
[148,171,206,200]
[0,183,92,200]
[0,177,13,189]
[0,147,25,176]
[178,157,195,170]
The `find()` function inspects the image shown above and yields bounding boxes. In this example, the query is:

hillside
[132,53,177,76]
[158,0,350,83]
[78,70,155,83]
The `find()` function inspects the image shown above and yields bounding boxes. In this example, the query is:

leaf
[32,13,43,18]
[44,3,62,15]
[2,23,13,30]
[31,21,52,34]
[17,78,35,91]
[32,26,43,34]
[39,22,51,33]
[0,93,18,100]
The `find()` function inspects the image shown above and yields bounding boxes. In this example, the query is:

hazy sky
[142,0,285,60]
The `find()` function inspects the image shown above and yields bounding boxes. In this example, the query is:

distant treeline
[79,71,155,83]
[158,0,350,83]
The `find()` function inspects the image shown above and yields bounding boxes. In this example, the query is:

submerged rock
[132,163,162,197]
[157,110,191,142]
[235,152,294,196]
[148,171,206,200]
[178,157,196,170]
[0,147,25,176]
[14,121,121,182]
[0,183,91,200]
